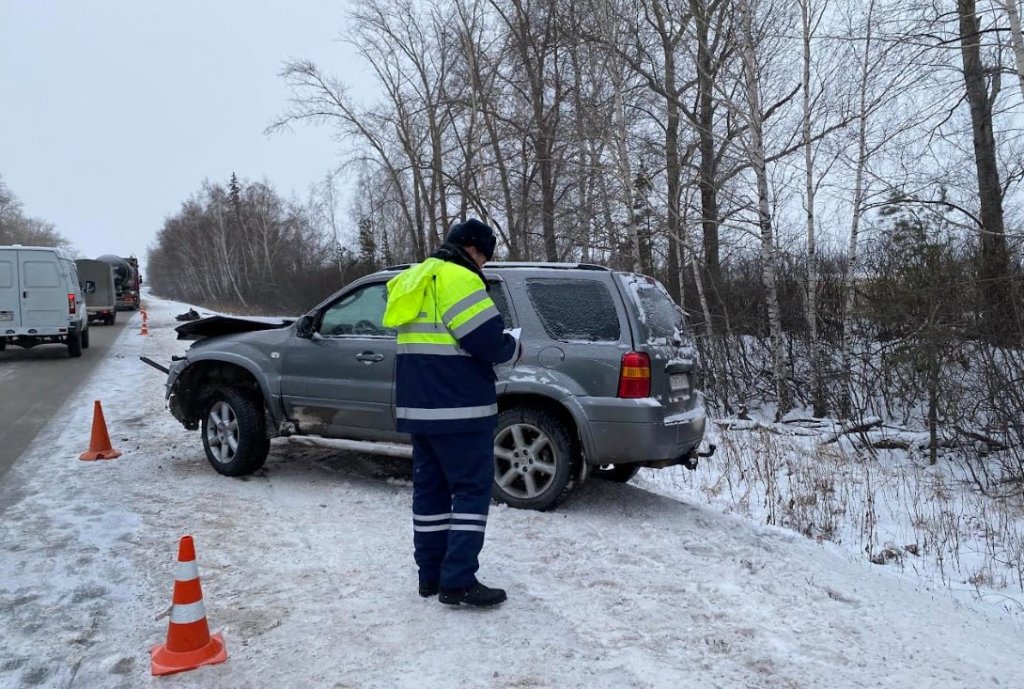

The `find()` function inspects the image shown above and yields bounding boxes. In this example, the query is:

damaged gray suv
[161,263,711,510]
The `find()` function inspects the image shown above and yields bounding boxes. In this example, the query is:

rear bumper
[1,325,73,338]
[87,306,115,314]
[576,397,707,466]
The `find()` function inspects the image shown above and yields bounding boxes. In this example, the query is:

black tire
[200,388,270,476]
[0,340,6,351]
[592,463,642,483]
[67,330,83,358]
[81,326,90,349]
[492,406,578,511]
[108,312,116,325]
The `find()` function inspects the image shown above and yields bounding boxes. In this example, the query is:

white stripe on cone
[170,600,208,625]
[174,560,199,581]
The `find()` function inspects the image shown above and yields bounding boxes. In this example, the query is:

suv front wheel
[493,407,576,511]
[201,388,270,476]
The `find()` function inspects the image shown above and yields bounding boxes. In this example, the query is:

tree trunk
[958,0,1014,343]
[693,0,721,295]
[738,0,791,418]
[800,0,826,417]
[841,0,875,419]
[663,28,682,301]
[1001,0,1024,101]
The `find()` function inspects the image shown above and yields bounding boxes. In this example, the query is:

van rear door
[19,250,67,328]
[0,249,21,328]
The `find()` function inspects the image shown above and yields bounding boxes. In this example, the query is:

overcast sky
[0,1,372,270]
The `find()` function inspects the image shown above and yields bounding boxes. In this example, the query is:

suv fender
[497,374,598,469]
[175,351,284,430]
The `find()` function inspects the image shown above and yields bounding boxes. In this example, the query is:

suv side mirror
[295,314,315,339]
[84,280,96,295]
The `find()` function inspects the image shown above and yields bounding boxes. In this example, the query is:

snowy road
[0,296,1021,688]
[0,319,127,481]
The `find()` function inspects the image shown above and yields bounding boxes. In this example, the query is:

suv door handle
[355,351,385,363]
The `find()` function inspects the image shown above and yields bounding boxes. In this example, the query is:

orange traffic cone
[79,400,122,461]
[140,320,149,336]
[151,536,228,676]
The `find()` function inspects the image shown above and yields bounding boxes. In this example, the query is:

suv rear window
[525,278,620,342]
[625,276,686,343]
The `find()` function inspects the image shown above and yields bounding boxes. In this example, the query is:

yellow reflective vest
[384,256,515,434]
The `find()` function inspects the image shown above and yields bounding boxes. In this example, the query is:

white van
[0,245,90,357]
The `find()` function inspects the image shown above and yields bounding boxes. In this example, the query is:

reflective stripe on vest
[395,403,499,421]
[398,322,447,334]
[451,304,500,339]
[396,343,470,356]
[442,290,490,325]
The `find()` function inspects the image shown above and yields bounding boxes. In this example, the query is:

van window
[0,261,13,288]
[525,278,620,342]
[23,260,60,288]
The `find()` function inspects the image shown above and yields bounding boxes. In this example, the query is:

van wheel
[107,312,116,325]
[67,331,83,358]
[201,388,270,476]
[0,340,6,352]
[493,407,577,511]
[82,327,90,349]
[593,464,641,483]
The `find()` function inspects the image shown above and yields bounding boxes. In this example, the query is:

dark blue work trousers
[411,431,494,590]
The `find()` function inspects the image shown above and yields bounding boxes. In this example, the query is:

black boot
[419,581,440,598]
[439,580,507,608]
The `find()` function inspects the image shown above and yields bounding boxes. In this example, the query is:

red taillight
[618,352,651,398]
[68,293,76,314]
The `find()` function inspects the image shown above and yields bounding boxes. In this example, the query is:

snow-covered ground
[1,294,1022,688]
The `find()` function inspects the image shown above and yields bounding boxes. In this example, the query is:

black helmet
[446,218,497,261]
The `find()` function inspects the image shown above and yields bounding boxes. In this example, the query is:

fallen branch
[822,417,883,444]
[952,425,1009,452]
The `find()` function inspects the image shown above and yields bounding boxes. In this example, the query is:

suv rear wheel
[493,407,576,511]
[593,464,641,483]
[82,326,90,349]
[201,388,270,476]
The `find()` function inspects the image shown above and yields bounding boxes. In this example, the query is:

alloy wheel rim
[206,401,239,464]
[494,422,558,499]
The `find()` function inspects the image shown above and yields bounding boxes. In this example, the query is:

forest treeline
[148,1,1024,487]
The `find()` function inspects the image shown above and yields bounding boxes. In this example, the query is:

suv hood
[175,315,295,341]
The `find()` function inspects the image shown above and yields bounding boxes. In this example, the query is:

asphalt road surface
[0,319,127,484]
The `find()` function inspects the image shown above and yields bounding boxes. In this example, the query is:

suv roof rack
[378,261,610,273]
[487,262,610,271]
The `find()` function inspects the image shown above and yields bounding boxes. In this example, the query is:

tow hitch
[682,443,717,471]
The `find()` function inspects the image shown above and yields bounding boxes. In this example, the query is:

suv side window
[319,283,395,338]
[525,278,620,342]
[488,281,514,327]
